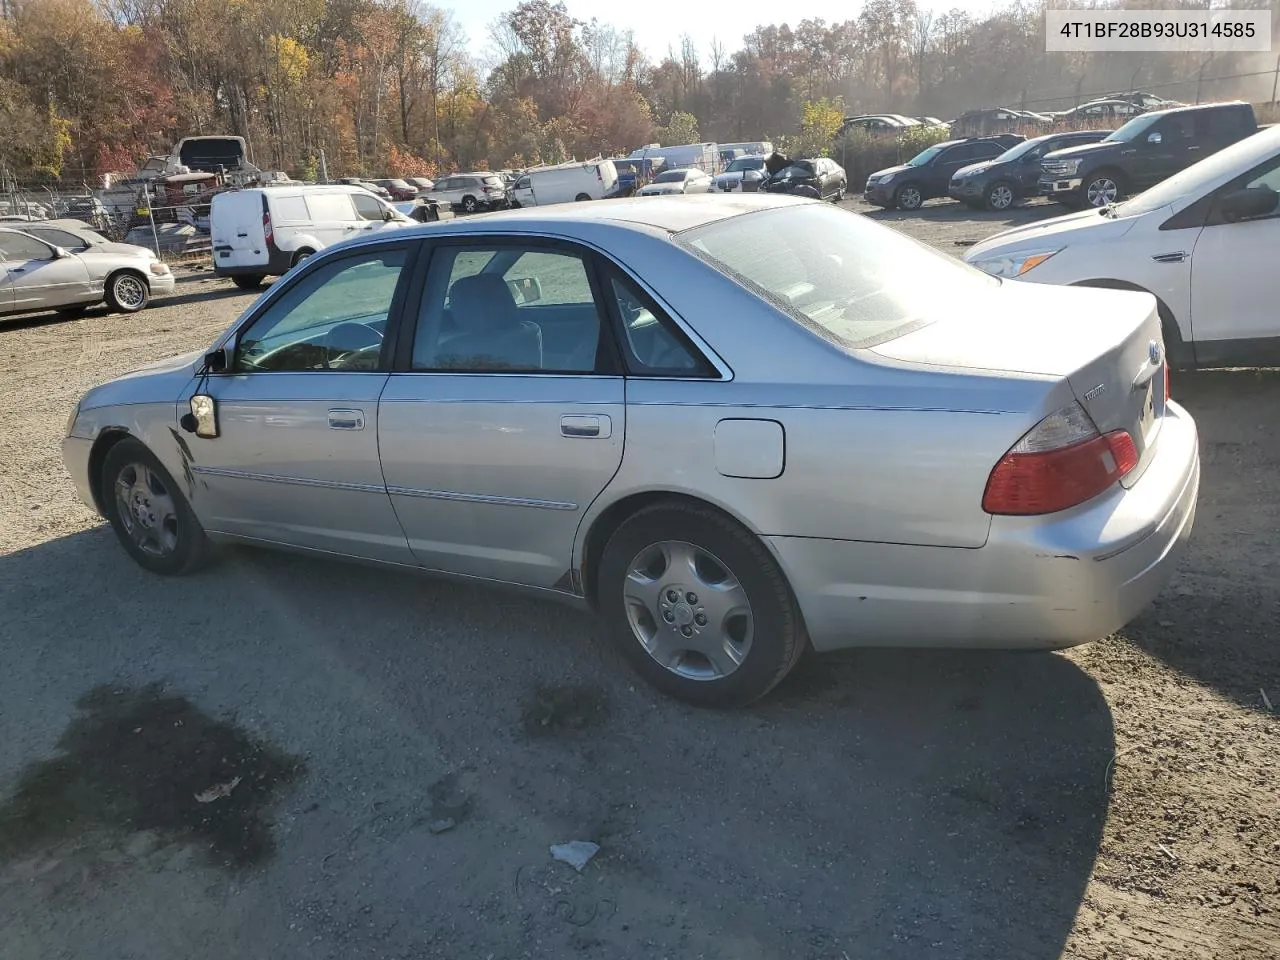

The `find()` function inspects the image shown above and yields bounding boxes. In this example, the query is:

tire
[101,438,210,576]
[985,180,1016,211]
[290,248,314,268]
[1083,170,1124,208]
[574,193,591,202]
[833,183,846,202]
[894,183,924,210]
[105,270,149,313]
[597,503,808,708]
[232,275,264,291]
[461,195,478,214]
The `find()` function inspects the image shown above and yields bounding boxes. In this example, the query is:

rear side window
[1197,108,1250,140]
[973,142,1003,159]
[307,194,357,220]
[271,195,310,223]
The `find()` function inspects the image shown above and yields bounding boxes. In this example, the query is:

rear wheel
[598,503,808,708]
[105,271,149,313]
[461,195,478,213]
[101,438,210,576]
[232,275,264,291]
[894,183,923,210]
[290,248,314,268]
[575,193,591,202]
[833,182,846,202]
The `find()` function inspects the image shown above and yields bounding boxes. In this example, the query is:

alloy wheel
[989,183,1015,210]
[113,275,146,310]
[1086,177,1119,207]
[113,462,179,557]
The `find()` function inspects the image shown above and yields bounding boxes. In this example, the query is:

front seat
[437,274,543,371]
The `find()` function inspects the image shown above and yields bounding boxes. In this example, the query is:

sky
[452,0,998,69]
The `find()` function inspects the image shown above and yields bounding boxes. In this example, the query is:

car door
[928,145,977,197]
[184,241,417,563]
[351,191,394,234]
[303,192,361,248]
[1188,153,1280,356]
[1133,115,1190,188]
[1012,141,1051,191]
[378,238,626,588]
[0,230,93,311]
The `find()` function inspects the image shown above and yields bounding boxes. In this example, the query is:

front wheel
[598,503,808,708]
[986,181,1016,211]
[101,438,210,576]
[574,193,591,202]
[894,183,923,210]
[232,275,264,291]
[105,271,149,313]
[1084,173,1123,208]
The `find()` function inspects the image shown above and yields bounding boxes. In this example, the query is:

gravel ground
[0,206,1276,960]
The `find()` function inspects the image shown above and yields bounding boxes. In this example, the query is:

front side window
[412,245,605,373]
[681,204,996,349]
[352,192,386,221]
[0,232,53,261]
[25,227,88,251]
[234,247,407,372]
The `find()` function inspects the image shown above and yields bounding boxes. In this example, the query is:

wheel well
[1071,279,1192,367]
[574,193,591,201]
[579,492,758,610]
[87,429,132,514]
[107,266,148,290]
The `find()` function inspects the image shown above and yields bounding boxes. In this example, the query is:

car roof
[1143,99,1248,117]
[370,193,811,238]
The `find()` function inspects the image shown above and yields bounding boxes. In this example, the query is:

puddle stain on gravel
[521,684,610,738]
[0,683,305,869]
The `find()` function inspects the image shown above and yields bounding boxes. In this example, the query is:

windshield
[1117,126,1280,218]
[995,137,1048,162]
[1105,113,1161,143]
[727,157,765,173]
[654,171,687,183]
[680,204,996,348]
[774,165,812,179]
[907,145,946,167]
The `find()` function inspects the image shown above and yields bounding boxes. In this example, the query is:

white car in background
[966,125,1280,369]
[637,169,714,196]
[712,156,769,193]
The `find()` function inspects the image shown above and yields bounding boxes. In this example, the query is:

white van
[511,159,619,207]
[630,142,720,173]
[720,141,774,158]
[211,184,411,288]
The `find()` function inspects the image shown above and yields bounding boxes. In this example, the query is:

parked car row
[865,102,1258,213]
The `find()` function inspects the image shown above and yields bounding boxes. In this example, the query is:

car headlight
[1054,159,1081,175]
[969,249,1061,279]
[149,261,170,276]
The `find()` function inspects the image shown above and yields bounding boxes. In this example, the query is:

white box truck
[511,159,620,207]
[211,184,411,288]
[629,142,720,173]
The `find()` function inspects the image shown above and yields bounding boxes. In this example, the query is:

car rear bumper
[770,401,1199,651]
[1038,177,1084,199]
[213,246,292,277]
[62,435,97,514]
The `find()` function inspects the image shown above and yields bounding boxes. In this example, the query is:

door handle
[327,408,365,430]
[561,414,611,439]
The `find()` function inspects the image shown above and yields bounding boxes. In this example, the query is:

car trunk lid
[870,281,1166,484]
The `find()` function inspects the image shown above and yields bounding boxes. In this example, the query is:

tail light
[1164,362,1170,402]
[982,401,1138,516]
[263,210,274,248]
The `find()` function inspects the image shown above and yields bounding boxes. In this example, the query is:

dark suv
[1039,101,1258,208]
[949,130,1111,210]
[864,137,1019,210]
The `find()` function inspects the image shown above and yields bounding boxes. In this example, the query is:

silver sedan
[1,223,174,317]
[62,196,1200,707]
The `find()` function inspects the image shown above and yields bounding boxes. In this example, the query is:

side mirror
[383,208,396,221]
[1146,132,1163,145]
[1220,186,1279,223]
[204,347,229,373]
[53,246,71,259]
[506,276,542,304]
[181,393,220,438]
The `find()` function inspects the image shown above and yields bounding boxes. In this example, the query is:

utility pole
[1271,53,1280,105]
[318,148,329,183]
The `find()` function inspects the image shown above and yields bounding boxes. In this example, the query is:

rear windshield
[727,157,765,172]
[483,176,503,186]
[679,204,996,348]
[654,171,688,183]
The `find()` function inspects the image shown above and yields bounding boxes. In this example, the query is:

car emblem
[1083,383,1106,401]
[1149,340,1162,365]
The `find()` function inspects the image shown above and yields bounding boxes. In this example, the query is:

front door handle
[561,414,611,439]
[1151,251,1187,264]
[327,408,365,430]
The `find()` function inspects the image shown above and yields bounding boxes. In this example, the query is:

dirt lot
[0,203,1276,960]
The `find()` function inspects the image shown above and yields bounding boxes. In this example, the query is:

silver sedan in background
[62,196,1199,707]
[0,223,173,317]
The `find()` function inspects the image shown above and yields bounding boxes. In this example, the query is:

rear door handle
[327,408,365,430]
[1152,251,1187,263]
[561,414,611,439]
